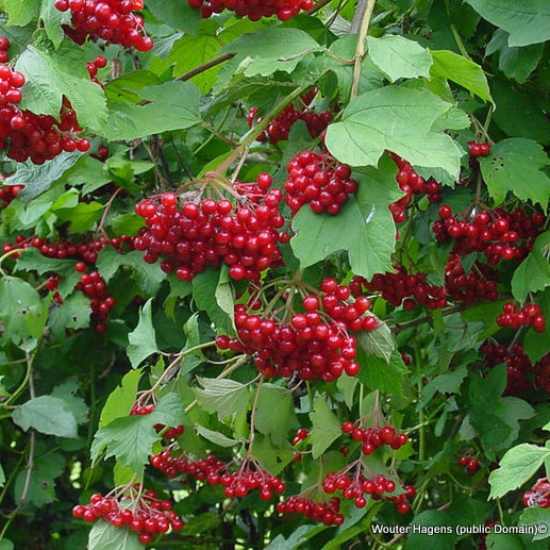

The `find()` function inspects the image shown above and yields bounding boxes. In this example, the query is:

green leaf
[358,349,407,395]
[489,443,550,499]
[40,0,67,48]
[99,369,143,428]
[146,0,201,34]
[91,393,184,473]
[356,319,396,363]
[512,231,550,301]
[97,247,166,296]
[430,50,492,103]
[14,452,65,508]
[4,0,40,27]
[309,397,342,459]
[49,293,91,337]
[195,425,240,447]
[0,540,13,550]
[251,435,295,476]
[51,380,89,426]
[89,520,142,550]
[194,378,250,421]
[255,384,298,447]
[465,0,550,47]
[13,395,78,438]
[519,507,550,540]
[126,299,159,368]
[102,81,201,140]
[290,160,398,279]
[0,276,48,347]
[366,35,432,82]
[0,464,5,488]
[325,84,463,178]
[264,525,322,550]
[221,28,321,76]
[5,152,83,202]
[55,201,104,233]
[479,138,550,207]
[486,29,545,84]
[16,45,108,133]
[192,268,234,333]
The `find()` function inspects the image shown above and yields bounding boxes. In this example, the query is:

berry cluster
[0,36,9,63]
[149,450,226,480]
[459,455,480,475]
[323,471,396,509]
[481,342,550,395]
[76,270,115,333]
[276,496,344,526]
[496,301,546,333]
[467,141,491,157]
[86,55,108,86]
[54,0,153,51]
[341,422,408,455]
[284,150,358,215]
[134,175,288,282]
[433,207,545,264]
[188,0,313,21]
[216,278,376,382]
[386,484,416,514]
[149,448,285,500]
[388,153,441,223]
[0,183,24,207]
[72,489,184,545]
[444,253,499,304]
[523,477,550,509]
[350,269,447,311]
[248,90,333,144]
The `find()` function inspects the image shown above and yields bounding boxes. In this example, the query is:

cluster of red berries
[433,207,545,264]
[388,153,441,223]
[444,254,499,304]
[85,55,108,86]
[276,496,344,526]
[350,269,447,311]
[149,449,285,500]
[0,36,9,63]
[341,423,408,455]
[54,0,153,52]
[216,278,376,382]
[134,175,288,282]
[284,150,358,215]
[247,90,333,144]
[72,489,184,545]
[0,183,23,207]
[75,269,115,333]
[323,471,397,509]
[0,41,89,164]
[386,484,416,515]
[459,455,480,475]
[523,477,550,509]
[2,234,130,264]
[467,141,492,157]
[497,301,546,333]
[188,0,313,21]
[481,342,550,395]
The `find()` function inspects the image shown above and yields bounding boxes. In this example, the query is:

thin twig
[350,0,376,100]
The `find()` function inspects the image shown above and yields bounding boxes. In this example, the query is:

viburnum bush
[0,1,550,549]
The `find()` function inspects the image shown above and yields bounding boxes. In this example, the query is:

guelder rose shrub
[0,1,549,549]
